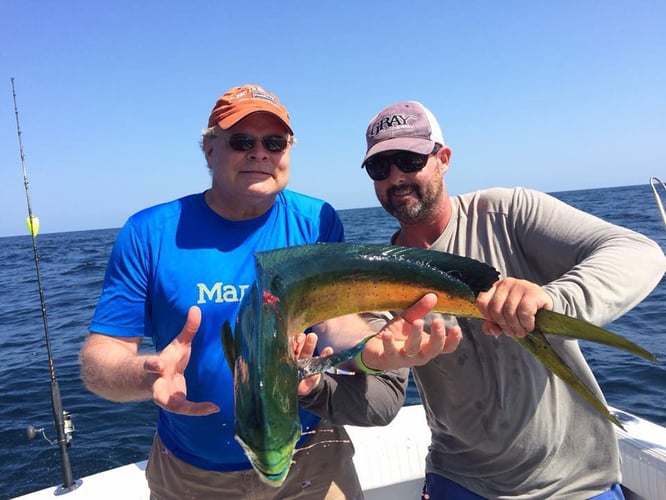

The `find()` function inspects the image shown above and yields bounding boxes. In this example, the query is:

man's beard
[380,181,443,224]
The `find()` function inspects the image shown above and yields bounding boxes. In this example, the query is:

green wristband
[354,350,383,374]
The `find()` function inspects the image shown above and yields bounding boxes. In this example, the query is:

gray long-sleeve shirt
[375,187,665,499]
[299,368,410,426]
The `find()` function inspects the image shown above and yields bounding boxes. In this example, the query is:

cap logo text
[229,88,278,107]
[369,114,417,138]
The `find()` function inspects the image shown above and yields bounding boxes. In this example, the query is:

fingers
[303,333,318,358]
[367,293,454,368]
[368,314,461,370]
[414,317,461,359]
[152,368,219,416]
[377,293,437,345]
[298,373,322,396]
[295,333,326,395]
[145,306,210,415]
[177,306,202,345]
[176,401,220,416]
[401,318,425,357]
[442,325,462,354]
[476,278,553,337]
[294,332,319,359]
[319,346,334,357]
[293,333,306,357]
[153,387,220,416]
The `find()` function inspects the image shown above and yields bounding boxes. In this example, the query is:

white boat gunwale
[12,404,666,500]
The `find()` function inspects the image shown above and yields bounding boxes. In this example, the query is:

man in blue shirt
[79,85,454,499]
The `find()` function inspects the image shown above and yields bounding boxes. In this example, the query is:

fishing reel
[26,411,75,447]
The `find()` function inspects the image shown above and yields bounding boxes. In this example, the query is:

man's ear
[202,138,214,159]
[438,146,452,173]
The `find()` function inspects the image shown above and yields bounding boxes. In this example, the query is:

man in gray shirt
[357,100,666,499]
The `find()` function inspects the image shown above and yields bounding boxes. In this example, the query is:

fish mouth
[237,435,294,487]
[251,461,290,487]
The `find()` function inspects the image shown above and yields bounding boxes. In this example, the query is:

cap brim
[362,137,435,164]
[218,107,293,135]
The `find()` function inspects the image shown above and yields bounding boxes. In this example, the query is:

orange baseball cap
[207,84,293,134]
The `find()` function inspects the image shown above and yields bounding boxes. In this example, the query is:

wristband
[354,350,383,374]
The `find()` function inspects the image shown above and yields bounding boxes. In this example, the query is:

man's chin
[388,202,423,223]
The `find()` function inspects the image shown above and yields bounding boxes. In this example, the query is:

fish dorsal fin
[255,243,499,296]
[373,244,499,295]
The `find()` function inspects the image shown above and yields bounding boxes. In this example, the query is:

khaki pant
[145,420,364,500]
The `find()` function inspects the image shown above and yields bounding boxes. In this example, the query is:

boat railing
[649,176,666,229]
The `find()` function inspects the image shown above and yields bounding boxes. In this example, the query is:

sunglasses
[228,133,290,152]
[363,144,441,181]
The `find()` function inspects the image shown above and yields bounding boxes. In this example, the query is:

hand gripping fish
[221,242,657,486]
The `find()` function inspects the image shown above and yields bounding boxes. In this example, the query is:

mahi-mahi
[222,242,657,487]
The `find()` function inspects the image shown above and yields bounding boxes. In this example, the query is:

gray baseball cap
[363,101,445,164]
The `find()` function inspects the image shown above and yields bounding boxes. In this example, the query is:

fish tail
[535,310,658,362]
[518,330,624,430]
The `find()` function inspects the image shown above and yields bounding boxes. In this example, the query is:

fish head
[231,281,302,486]
[236,422,300,487]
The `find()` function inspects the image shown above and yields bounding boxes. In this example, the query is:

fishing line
[10,78,81,494]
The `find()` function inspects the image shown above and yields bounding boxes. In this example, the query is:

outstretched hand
[361,293,462,371]
[143,306,220,416]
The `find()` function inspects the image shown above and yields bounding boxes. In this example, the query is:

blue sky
[1,1,664,237]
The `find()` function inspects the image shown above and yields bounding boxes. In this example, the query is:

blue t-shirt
[90,190,345,471]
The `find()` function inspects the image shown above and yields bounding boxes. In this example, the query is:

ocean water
[1,184,665,498]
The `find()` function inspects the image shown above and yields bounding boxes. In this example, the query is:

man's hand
[476,277,554,337]
[143,306,220,416]
[361,293,462,371]
[294,332,333,396]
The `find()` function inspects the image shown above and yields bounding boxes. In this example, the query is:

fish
[221,281,376,487]
[222,242,657,486]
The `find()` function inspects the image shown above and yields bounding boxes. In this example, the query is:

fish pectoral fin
[221,321,236,372]
[535,309,658,362]
[518,330,624,430]
[298,333,377,379]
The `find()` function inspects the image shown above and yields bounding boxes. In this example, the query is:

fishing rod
[11,78,81,494]
[649,176,666,230]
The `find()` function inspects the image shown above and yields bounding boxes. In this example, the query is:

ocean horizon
[0,183,652,239]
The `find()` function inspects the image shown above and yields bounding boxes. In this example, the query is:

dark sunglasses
[228,133,290,152]
[363,144,441,181]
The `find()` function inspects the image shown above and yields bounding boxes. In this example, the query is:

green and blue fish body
[222,243,658,486]
[221,280,375,487]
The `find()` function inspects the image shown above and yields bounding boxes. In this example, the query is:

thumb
[143,355,164,374]
[402,293,438,323]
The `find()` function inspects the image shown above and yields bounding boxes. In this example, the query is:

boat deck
[13,405,666,499]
